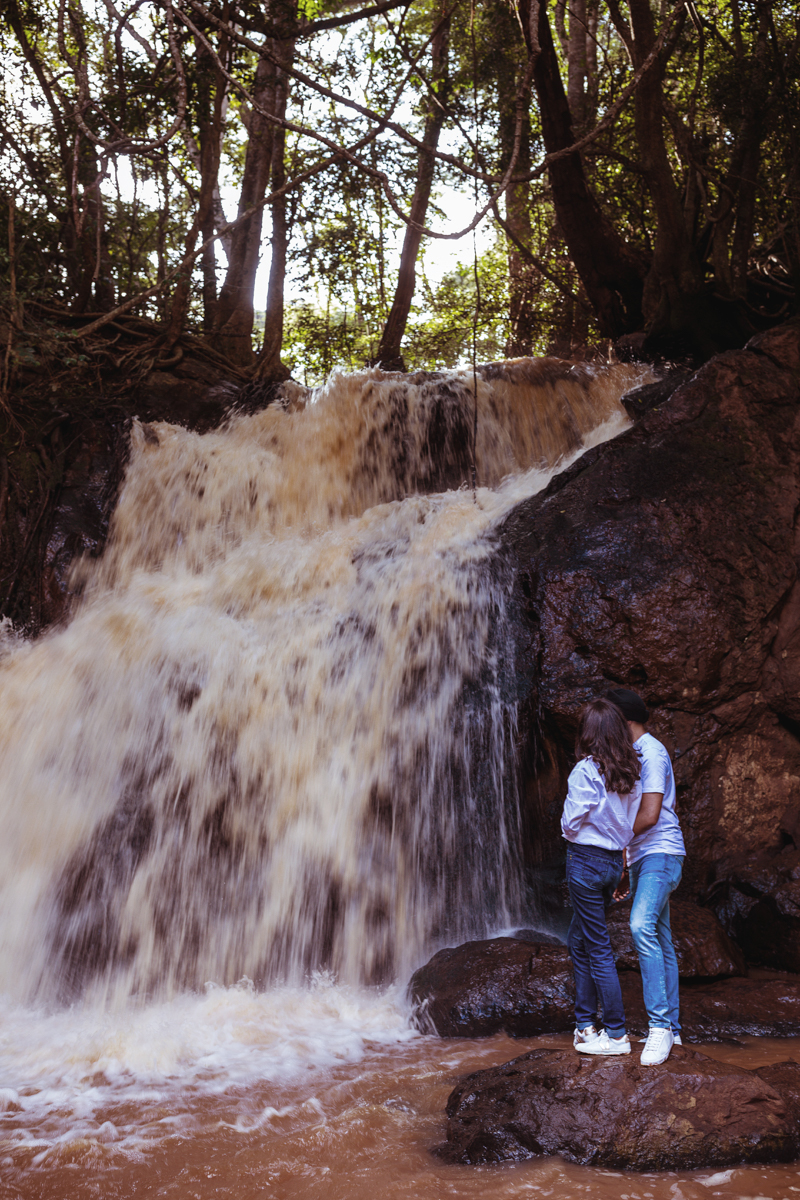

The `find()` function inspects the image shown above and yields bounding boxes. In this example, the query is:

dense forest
[1,0,799,391]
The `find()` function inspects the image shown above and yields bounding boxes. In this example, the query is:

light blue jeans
[628,853,684,1031]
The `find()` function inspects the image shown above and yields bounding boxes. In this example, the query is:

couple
[561,688,685,1066]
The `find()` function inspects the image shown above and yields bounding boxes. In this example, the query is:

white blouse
[560,757,639,851]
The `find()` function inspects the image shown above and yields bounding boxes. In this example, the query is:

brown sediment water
[1,1017,799,1198]
[6,357,795,1197]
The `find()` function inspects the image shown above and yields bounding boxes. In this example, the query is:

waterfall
[0,358,649,1006]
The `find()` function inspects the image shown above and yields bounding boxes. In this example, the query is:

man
[607,687,685,1066]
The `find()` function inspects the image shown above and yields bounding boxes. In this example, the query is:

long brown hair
[576,698,641,795]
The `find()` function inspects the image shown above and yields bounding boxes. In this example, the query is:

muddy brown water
[2,1016,800,1200]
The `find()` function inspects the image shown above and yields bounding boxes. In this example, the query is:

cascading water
[0,358,649,1009]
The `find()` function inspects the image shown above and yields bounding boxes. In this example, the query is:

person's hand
[613,867,630,901]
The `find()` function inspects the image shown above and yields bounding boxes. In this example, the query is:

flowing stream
[3,357,799,1198]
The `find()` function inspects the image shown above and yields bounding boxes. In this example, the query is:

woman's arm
[560,764,601,840]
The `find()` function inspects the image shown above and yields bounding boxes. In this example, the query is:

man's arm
[633,792,663,835]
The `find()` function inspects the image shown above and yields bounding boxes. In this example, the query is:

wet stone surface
[410,936,800,1041]
[410,939,575,1038]
[436,1046,800,1170]
[706,849,800,974]
[500,319,800,901]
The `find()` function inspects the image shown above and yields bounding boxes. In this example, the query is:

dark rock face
[0,342,277,631]
[502,319,800,907]
[436,1046,800,1169]
[410,935,800,1040]
[39,418,128,628]
[705,850,800,972]
[0,415,128,633]
[619,370,693,420]
[607,898,746,978]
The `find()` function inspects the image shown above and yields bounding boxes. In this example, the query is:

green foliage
[282,301,372,382]
[402,242,510,370]
[0,0,798,373]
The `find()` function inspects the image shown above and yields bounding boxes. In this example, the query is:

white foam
[0,976,416,1136]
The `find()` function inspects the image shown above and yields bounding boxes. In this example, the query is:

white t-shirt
[627,732,686,864]
[561,757,639,851]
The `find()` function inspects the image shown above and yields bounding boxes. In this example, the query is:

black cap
[605,687,649,724]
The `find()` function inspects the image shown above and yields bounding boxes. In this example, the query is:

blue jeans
[566,843,626,1038]
[629,853,684,1031]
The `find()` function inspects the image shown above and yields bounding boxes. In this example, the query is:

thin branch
[187,0,686,193]
[59,0,189,153]
[296,0,411,38]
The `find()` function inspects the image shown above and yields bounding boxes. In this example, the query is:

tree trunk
[72,137,114,314]
[493,2,535,357]
[708,1,769,304]
[730,4,769,297]
[525,2,644,338]
[214,0,296,367]
[567,0,588,132]
[255,33,295,382]
[374,7,450,371]
[3,0,99,306]
[625,0,702,328]
[166,33,226,346]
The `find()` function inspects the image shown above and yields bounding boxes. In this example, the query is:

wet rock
[409,938,574,1037]
[135,354,245,432]
[756,1061,800,1129]
[0,414,128,633]
[435,1046,800,1169]
[502,317,800,901]
[705,850,800,972]
[619,370,693,421]
[607,898,746,978]
[410,935,800,1040]
[620,973,800,1041]
[0,325,277,630]
[511,927,565,947]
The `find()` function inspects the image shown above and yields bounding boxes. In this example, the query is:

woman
[561,697,641,1056]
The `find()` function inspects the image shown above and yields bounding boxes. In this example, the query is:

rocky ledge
[410,935,800,1040]
[435,1046,800,1170]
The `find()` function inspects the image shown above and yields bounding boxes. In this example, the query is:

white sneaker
[673,1033,682,1045]
[576,1030,631,1056]
[641,1027,674,1065]
[573,1024,600,1048]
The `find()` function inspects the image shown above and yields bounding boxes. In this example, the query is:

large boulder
[436,1046,800,1169]
[410,935,800,1040]
[409,939,574,1037]
[501,320,800,902]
